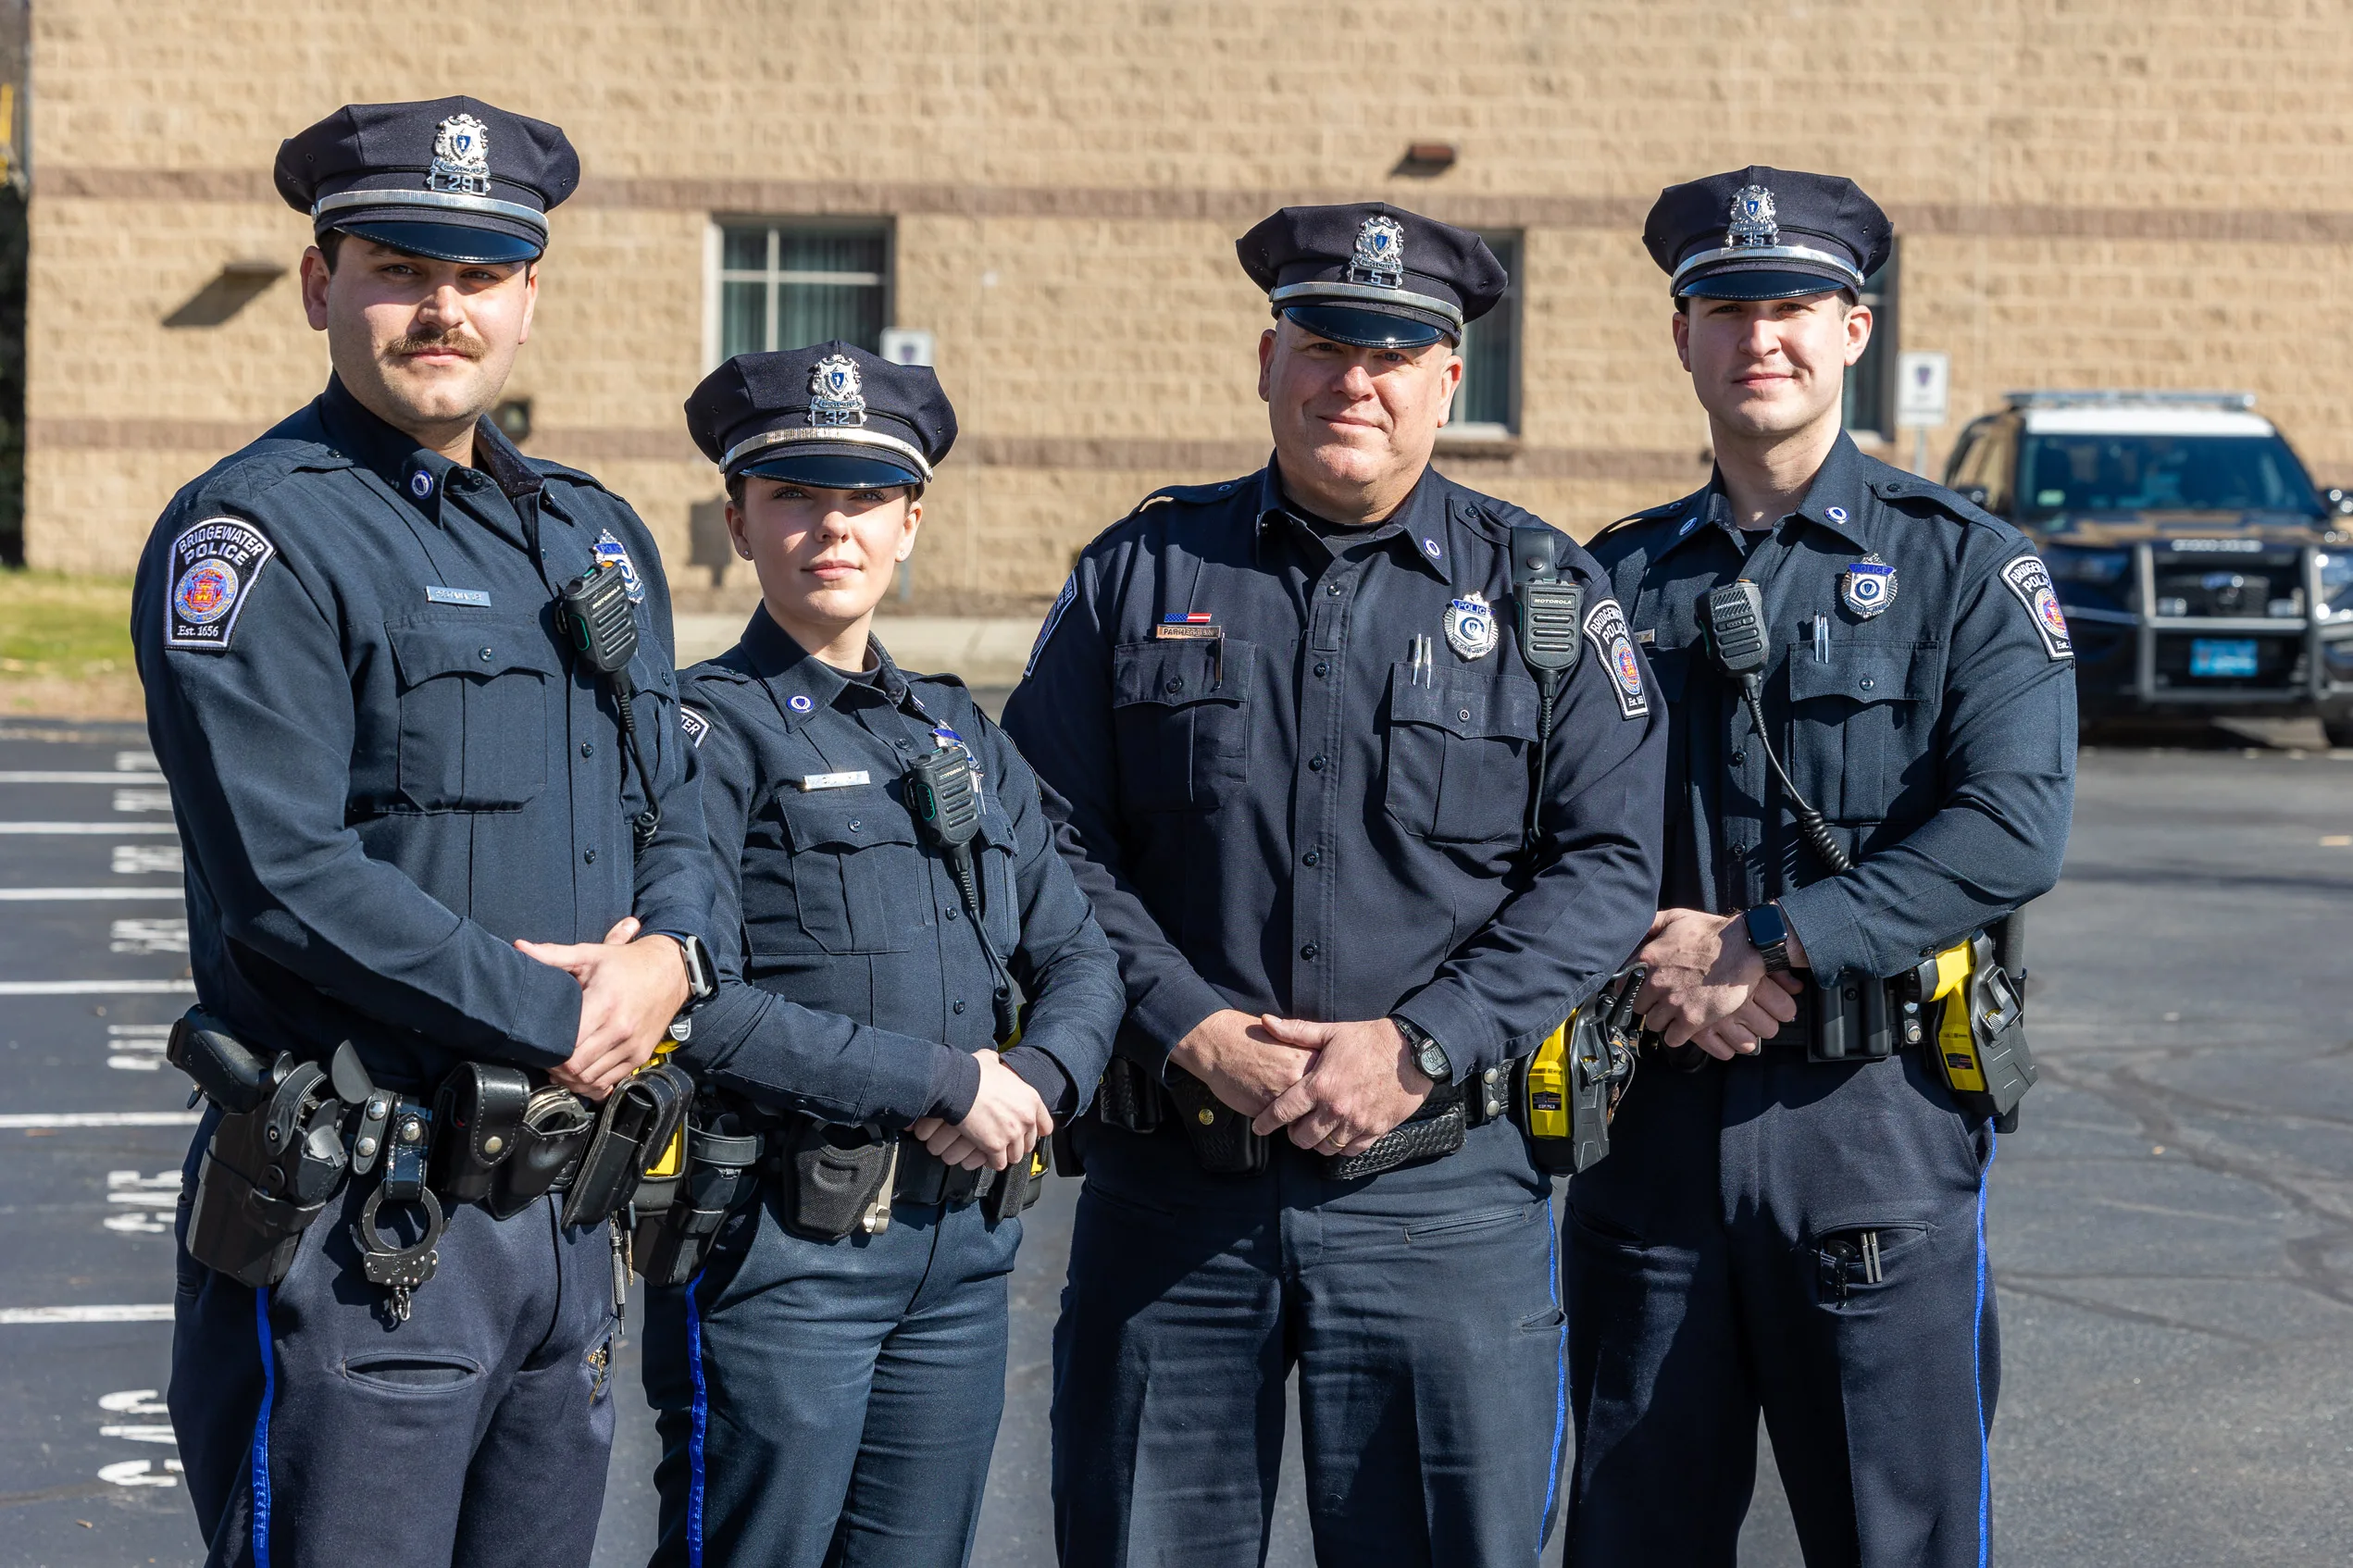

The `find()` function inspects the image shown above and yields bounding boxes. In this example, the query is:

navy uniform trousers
[641,1188,1020,1568]
[169,1108,619,1568]
[1053,1114,1568,1568]
[1562,1040,1998,1568]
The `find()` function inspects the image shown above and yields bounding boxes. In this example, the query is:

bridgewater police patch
[679,706,712,749]
[166,516,277,652]
[1026,572,1077,679]
[1583,596,1650,719]
[592,530,646,604]
[1999,554,2073,660]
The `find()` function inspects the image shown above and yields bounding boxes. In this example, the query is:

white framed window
[1445,230,1521,441]
[703,218,891,369]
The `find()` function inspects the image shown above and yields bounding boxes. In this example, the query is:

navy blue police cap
[685,342,958,493]
[1236,203,1507,349]
[1644,167,1891,301]
[275,97,579,266]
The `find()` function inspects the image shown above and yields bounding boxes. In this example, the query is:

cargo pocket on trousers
[1811,1223,1935,1309]
[387,618,555,811]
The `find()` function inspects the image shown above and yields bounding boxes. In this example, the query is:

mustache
[383,329,487,361]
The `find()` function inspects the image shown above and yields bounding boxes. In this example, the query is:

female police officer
[641,342,1124,1568]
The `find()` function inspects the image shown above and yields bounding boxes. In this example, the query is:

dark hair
[318,229,346,272]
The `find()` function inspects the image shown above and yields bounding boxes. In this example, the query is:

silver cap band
[311,187,551,238]
[721,426,935,483]
[1268,280,1465,334]
[1669,243,1865,293]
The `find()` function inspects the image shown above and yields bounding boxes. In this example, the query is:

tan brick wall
[27,0,2353,588]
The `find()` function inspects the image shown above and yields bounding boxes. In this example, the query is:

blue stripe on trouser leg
[687,1270,709,1568]
[249,1285,275,1568]
[1973,1139,1995,1568]
[1542,1197,1566,1546]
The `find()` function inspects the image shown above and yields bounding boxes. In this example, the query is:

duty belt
[729,1103,1048,1243]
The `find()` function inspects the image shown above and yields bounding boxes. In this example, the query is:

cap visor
[1677,268,1853,302]
[1281,303,1450,349]
[736,451,926,491]
[331,219,542,266]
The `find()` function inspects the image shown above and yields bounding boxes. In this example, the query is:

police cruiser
[1944,390,2353,743]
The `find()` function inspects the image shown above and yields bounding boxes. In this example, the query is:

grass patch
[0,569,142,717]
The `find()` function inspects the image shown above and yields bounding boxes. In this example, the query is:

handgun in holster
[559,1051,694,1230]
[1907,910,2036,1130]
[171,1008,370,1288]
[1517,963,1647,1175]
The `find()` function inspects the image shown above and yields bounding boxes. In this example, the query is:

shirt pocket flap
[1111,639,1255,708]
[1390,673,1538,740]
[1788,642,1936,704]
[388,619,556,686]
[974,798,1018,852]
[773,790,922,852]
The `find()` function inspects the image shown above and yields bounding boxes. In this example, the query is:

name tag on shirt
[799,771,871,791]
[426,586,492,607]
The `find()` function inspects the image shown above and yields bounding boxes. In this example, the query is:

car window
[2016,433,2323,519]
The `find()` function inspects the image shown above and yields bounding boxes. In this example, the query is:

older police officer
[1567,168,2077,1566]
[136,99,711,1566]
[639,343,1124,1567]
[1006,204,1667,1565]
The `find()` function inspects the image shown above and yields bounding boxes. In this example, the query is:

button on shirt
[1004,463,1668,1083]
[131,376,711,1089]
[1587,432,2077,982]
[676,609,1123,1127]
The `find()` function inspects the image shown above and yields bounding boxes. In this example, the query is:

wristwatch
[671,932,718,1011]
[1742,903,1793,975]
[1393,1016,1452,1087]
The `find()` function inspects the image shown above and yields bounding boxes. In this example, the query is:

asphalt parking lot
[1,715,2348,1567]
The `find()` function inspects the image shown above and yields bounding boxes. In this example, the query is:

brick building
[17,0,2353,605]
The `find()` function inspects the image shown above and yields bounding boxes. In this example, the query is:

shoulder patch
[165,516,277,653]
[1999,554,2073,660]
[1583,596,1650,719]
[679,705,712,749]
[1026,571,1079,680]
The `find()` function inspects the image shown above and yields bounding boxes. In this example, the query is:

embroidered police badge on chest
[1583,596,1650,720]
[591,530,646,605]
[1444,591,1497,661]
[1840,554,1897,619]
[165,516,277,652]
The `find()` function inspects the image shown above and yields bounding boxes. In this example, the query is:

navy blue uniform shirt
[676,608,1123,1127]
[1587,432,2077,981]
[1003,462,1668,1083]
[132,376,711,1090]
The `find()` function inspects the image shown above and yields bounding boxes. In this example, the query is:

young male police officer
[135,98,712,1566]
[1566,168,2078,1567]
[1006,204,1667,1566]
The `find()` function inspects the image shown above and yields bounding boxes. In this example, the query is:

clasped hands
[516,915,690,1100]
[1176,1009,1433,1158]
[1633,907,1808,1061]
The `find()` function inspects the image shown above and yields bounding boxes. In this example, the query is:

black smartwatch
[1393,1016,1452,1087]
[1742,903,1793,975]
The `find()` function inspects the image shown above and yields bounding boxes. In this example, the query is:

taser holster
[1518,963,1647,1176]
[634,1112,763,1285]
[1909,924,2036,1128]
[559,1060,692,1229]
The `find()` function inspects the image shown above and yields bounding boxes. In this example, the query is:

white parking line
[0,822,177,834]
[0,887,184,901]
[114,789,173,813]
[110,917,189,954]
[0,1304,174,1325]
[114,843,183,875]
[107,1023,173,1072]
[0,1112,202,1128]
[0,772,168,784]
[0,980,196,995]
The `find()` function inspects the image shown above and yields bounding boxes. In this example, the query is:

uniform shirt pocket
[758,789,926,956]
[1787,640,1945,822]
[385,618,556,811]
[1384,666,1539,843]
[1108,639,1256,813]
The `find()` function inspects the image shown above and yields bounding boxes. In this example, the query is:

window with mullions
[1843,246,1898,439]
[716,220,890,360]
[1450,231,1521,437]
